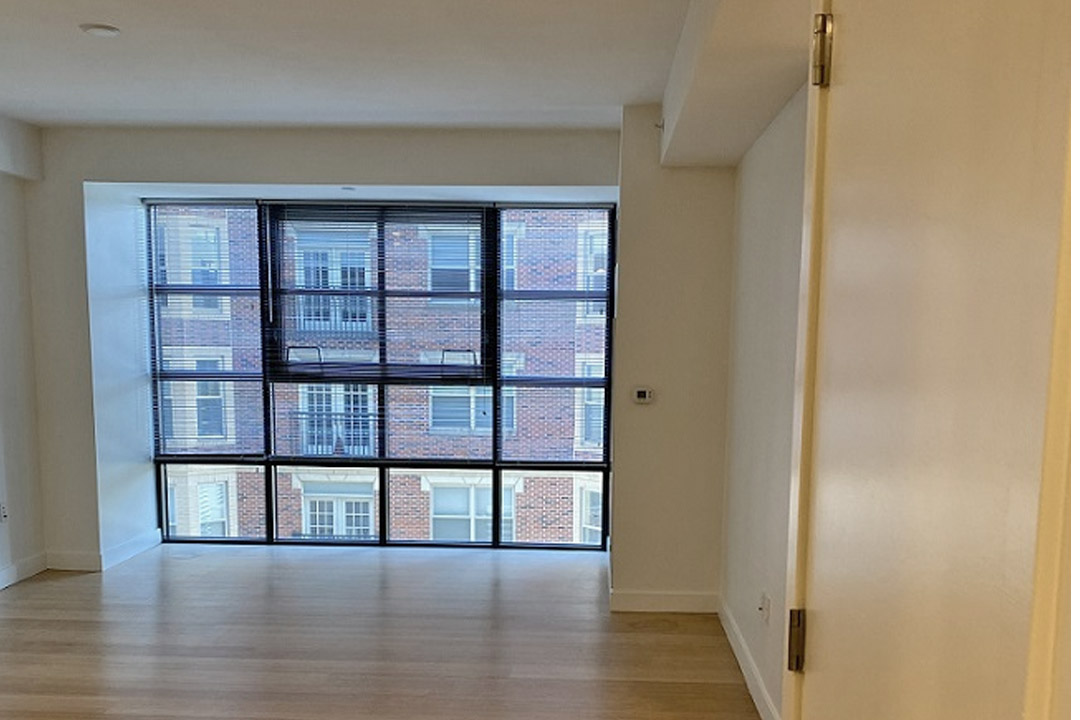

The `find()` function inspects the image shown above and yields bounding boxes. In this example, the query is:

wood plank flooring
[0,545,759,719]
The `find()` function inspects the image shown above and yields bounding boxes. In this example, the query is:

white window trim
[572,475,604,545]
[573,353,605,451]
[576,221,608,323]
[422,473,519,543]
[197,481,230,536]
[501,221,523,291]
[301,495,375,538]
[425,227,482,298]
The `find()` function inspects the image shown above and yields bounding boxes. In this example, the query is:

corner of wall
[100,528,161,571]
[0,115,43,180]
[0,553,47,591]
[720,601,782,720]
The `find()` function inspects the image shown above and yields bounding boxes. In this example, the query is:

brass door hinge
[812,13,833,87]
[788,608,807,672]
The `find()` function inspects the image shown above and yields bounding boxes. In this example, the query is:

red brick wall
[155,206,609,543]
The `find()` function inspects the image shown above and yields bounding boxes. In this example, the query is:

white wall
[0,171,46,587]
[84,186,159,568]
[610,104,733,611]
[719,86,807,720]
[0,115,42,180]
[23,126,619,568]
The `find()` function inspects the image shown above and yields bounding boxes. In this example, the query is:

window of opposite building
[150,203,613,548]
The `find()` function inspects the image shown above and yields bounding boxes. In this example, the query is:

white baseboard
[100,528,162,570]
[719,601,781,720]
[0,552,47,590]
[45,549,102,571]
[609,589,719,613]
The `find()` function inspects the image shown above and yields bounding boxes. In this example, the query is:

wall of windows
[150,203,613,547]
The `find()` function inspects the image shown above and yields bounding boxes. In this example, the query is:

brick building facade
[154,203,609,546]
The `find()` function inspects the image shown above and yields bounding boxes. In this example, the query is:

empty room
[0,1,1068,719]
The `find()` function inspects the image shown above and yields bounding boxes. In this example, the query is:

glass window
[190,226,223,310]
[152,204,613,549]
[430,233,473,293]
[276,467,379,542]
[501,225,519,291]
[194,359,225,438]
[579,226,608,318]
[429,484,513,542]
[197,482,228,536]
[581,488,603,545]
[307,499,335,536]
[576,357,605,449]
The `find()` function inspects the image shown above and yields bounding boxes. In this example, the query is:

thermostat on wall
[633,387,654,404]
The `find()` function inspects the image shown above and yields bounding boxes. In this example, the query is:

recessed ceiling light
[341,186,357,192]
[79,23,121,38]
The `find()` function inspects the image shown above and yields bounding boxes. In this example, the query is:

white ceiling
[661,0,809,166]
[0,0,689,128]
[0,0,812,165]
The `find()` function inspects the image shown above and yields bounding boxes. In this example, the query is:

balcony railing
[293,296,373,333]
[297,411,376,456]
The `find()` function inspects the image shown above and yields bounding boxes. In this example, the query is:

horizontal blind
[268,204,489,383]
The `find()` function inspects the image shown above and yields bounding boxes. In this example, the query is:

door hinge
[788,608,807,672]
[811,13,833,87]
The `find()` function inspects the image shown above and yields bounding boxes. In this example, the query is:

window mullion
[376,210,388,546]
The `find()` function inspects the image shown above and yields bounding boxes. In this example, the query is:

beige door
[787,0,1069,718]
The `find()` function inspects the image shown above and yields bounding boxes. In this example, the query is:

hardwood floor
[0,545,759,719]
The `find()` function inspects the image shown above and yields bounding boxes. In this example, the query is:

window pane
[501,471,603,546]
[152,206,259,287]
[275,217,379,369]
[385,386,492,460]
[157,381,263,454]
[432,486,469,515]
[155,293,262,374]
[271,384,379,458]
[430,234,470,268]
[501,300,608,379]
[277,219,378,290]
[276,466,380,542]
[281,293,378,340]
[498,386,605,462]
[388,469,492,542]
[163,464,266,540]
[430,391,471,430]
[384,216,482,292]
[498,209,609,292]
[432,518,471,540]
[385,297,482,367]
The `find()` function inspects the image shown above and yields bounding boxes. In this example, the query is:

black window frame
[149,201,616,551]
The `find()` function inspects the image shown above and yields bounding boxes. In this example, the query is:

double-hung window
[429,232,476,294]
[195,359,225,438]
[578,225,608,319]
[580,487,603,545]
[575,356,605,449]
[197,482,228,536]
[190,225,223,310]
[431,484,514,542]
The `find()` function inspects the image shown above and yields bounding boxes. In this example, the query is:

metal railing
[297,411,377,456]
